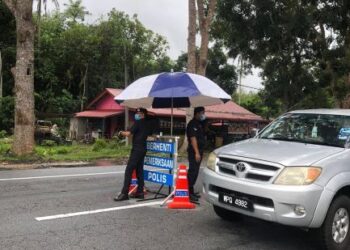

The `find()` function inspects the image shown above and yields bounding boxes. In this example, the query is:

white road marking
[35,201,163,221]
[0,171,125,182]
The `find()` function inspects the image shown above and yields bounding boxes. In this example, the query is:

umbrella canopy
[115,72,231,108]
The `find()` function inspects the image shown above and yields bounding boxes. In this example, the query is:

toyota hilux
[203,109,350,250]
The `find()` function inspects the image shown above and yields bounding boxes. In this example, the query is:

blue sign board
[146,141,174,154]
[144,156,174,170]
[144,170,173,186]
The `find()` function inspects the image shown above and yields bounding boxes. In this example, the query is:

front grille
[219,166,236,176]
[246,173,271,182]
[217,156,281,183]
[210,185,274,208]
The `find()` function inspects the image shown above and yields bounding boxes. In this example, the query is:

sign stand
[138,136,179,202]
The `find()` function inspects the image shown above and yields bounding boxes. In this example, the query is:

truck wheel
[213,205,243,221]
[319,195,350,250]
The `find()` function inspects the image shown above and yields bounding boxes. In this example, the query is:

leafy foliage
[215,0,350,112]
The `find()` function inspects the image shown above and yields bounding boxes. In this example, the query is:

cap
[194,106,205,115]
[136,107,147,114]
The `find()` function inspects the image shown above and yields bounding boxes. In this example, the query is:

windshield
[259,113,350,148]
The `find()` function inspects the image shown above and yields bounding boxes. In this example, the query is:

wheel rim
[332,208,349,244]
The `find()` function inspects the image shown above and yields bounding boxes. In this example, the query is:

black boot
[129,192,144,199]
[189,193,199,202]
[114,193,129,201]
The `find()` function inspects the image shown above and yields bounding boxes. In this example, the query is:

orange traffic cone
[128,170,138,195]
[167,165,196,209]
[128,170,147,195]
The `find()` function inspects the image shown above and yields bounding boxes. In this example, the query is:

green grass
[0,138,131,163]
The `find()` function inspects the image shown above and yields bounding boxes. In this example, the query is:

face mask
[200,114,206,121]
[134,114,142,121]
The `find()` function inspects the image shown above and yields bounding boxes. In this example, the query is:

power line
[236,83,263,91]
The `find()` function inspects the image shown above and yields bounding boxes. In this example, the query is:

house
[69,88,267,142]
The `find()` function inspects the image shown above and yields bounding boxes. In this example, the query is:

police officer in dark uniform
[114,108,153,201]
[187,106,206,202]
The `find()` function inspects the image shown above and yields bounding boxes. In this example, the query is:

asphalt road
[0,166,320,250]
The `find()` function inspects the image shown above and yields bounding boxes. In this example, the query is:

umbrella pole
[171,98,173,136]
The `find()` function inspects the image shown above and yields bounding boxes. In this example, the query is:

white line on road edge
[0,171,125,182]
[35,201,163,221]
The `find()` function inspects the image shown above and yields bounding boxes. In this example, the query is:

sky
[46,0,263,91]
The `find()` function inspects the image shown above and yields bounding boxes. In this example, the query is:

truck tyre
[213,205,243,221]
[319,195,350,250]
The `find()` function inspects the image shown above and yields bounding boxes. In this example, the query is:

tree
[182,0,218,151]
[187,0,196,73]
[175,45,237,95]
[33,8,171,115]
[64,0,90,25]
[187,0,218,76]
[3,0,35,155]
[215,0,350,111]
[35,0,59,51]
[197,0,218,75]
[0,50,3,99]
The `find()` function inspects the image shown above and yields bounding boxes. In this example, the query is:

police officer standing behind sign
[114,108,153,201]
[187,106,206,202]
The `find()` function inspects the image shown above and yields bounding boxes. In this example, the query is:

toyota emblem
[236,162,246,172]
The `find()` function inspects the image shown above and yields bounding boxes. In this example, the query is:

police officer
[187,106,206,202]
[114,108,153,201]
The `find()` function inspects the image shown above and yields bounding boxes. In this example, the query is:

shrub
[55,147,69,154]
[0,130,7,138]
[41,140,57,147]
[92,139,108,151]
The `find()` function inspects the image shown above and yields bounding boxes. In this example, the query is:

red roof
[80,88,263,122]
[75,110,124,118]
[87,88,124,110]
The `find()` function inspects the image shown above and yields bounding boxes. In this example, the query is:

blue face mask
[134,114,142,121]
[200,114,206,121]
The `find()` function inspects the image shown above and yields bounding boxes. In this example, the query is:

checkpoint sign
[144,156,174,170]
[146,141,174,154]
[144,170,173,186]
[144,140,176,187]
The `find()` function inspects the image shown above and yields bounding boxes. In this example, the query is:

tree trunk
[180,0,197,152]
[187,0,197,73]
[197,0,217,76]
[37,0,42,51]
[80,64,88,111]
[4,0,35,155]
[0,50,3,99]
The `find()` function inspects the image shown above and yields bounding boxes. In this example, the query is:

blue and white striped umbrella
[115,72,231,108]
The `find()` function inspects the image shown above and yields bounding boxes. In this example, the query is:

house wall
[69,117,86,140]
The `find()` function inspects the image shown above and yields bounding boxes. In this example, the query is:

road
[0,166,319,250]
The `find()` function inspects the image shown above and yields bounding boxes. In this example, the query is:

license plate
[219,193,254,211]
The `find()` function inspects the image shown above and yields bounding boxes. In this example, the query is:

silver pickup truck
[203,109,350,250]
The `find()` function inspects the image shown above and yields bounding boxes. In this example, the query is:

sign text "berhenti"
[146,141,174,154]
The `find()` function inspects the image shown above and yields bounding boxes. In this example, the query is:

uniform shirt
[187,118,206,152]
[130,118,154,151]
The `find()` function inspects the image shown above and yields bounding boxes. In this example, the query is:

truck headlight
[274,167,321,185]
[207,152,217,171]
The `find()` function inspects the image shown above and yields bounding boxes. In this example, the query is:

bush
[92,139,108,151]
[0,130,7,138]
[0,143,10,154]
[55,147,69,154]
[0,97,14,132]
[41,140,57,147]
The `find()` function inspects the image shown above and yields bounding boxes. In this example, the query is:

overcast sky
[47,0,263,91]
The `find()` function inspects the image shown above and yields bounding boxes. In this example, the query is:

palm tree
[64,0,90,24]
